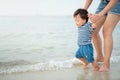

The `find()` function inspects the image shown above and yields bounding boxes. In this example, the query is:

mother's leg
[92,16,106,62]
[99,13,120,72]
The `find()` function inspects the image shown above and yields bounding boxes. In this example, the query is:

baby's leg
[92,61,99,71]
[79,58,88,68]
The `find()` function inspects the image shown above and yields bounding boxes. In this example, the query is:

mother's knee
[103,29,112,39]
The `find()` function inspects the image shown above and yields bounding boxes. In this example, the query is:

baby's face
[74,14,85,27]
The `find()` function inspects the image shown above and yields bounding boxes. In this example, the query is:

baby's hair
[73,8,88,23]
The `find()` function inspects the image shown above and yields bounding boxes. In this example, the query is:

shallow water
[0,16,120,74]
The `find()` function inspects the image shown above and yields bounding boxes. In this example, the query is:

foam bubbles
[0,58,81,74]
[0,56,120,74]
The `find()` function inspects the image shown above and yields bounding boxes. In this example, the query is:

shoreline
[0,63,120,80]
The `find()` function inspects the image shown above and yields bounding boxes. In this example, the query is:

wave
[0,58,82,74]
[0,56,120,74]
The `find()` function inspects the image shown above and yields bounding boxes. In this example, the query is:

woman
[84,0,120,72]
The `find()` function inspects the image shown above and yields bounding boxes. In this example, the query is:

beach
[0,16,120,80]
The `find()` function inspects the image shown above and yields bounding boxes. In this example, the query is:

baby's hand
[88,13,97,30]
[92,23,97,28]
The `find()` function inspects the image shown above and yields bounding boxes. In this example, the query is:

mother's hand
[88,13,102,23]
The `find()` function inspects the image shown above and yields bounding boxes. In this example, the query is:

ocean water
[0,16,120,74]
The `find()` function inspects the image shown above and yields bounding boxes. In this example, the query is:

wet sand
[0,63,120,80]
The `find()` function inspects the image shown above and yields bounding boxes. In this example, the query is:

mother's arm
[84,0,93,10]
[99,0,119,16]
[91,0,119,23]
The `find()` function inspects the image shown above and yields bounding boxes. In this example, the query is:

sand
[0,63,120,80]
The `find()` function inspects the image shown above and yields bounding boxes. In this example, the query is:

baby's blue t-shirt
[77,22,93,46]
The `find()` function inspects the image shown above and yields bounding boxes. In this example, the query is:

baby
[73,8,99,70]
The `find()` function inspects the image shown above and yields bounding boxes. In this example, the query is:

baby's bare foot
[83,63,88,69]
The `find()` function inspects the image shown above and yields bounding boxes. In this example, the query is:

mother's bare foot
[94,66,99,71]
[99,64,110,72]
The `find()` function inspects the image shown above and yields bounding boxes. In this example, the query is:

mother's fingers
[90,14,100,23]
[88,13,93,18]
[88,13,100,23]
[91,19,96,23]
